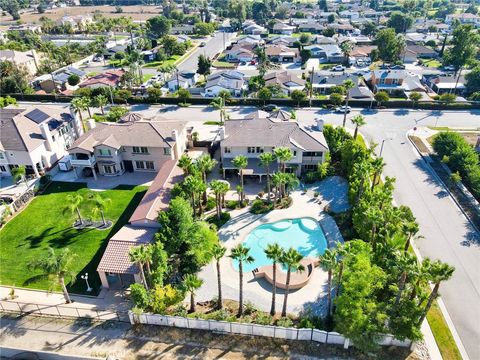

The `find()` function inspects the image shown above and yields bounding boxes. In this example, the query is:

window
[0,165,6,172]
[303,151,323,157]
[256,147,264,153]
[248,147,255,153]
[133,146,149,154]
[224,147,231,154]
[0,152,4,160]
[163,148,171,156]
[135,161,155,170]
[135,161,145,169]
[293,151,297,156]
[145,161,154,170]
[103,165,115,174]
[98,149,111,156]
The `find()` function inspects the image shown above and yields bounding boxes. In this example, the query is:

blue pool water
[232,218,328,272]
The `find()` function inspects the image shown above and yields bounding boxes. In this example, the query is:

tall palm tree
[403,220,420,253]
[232,155,248,205]
[285,173,300,196]
[280,248,305,317]
[178,153,193,176]
[273,147,293,173]
[342,79,355,127]
[196,154,217,202]
[353,161,373,205]
[259,152,275,203]
[183,175,205,216]
[89,192,111,226]
[183,273,203,313]
[393,253,417,311]
[365,207,382,251]
[271,172,288,200]
[210,244,227,309]
[210,96,230,124]
[351,114,366,140]
[264,243,283,316]
[370,157,385,191]
[64,194,84,225]
[319,248,337,317]
[210,180,229,219]
[93,94,108,115]
[129,245,150,290]
[71,97,87,130]
[339,40,353,66]
[417,260,454,326]
[229,244,254,317]
[28,247,77,303]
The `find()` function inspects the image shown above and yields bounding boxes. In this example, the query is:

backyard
[0,182,147,295]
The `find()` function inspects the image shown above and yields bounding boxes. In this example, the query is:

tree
[319,248,337,317]
[210,244,227,309]
[465,65,480,94]
[450,171,462,183]
[264,243,283,316]
[0,95,17,109]
[259,152,275,203]
[330,92,344,106]
[362,21,377,37]
[342,79,355,127]
[196,154,217,202]
[229,244,254,316]
[374,91,390,106]
[183,274,203,313]
[439,93,456,104]
[197,54,211,75]
[387,12,414,33]
[258,87,272,105]
[370,157,385,191]
[93,94,108,115]
[195,22,216,36]
[129,245,150,290]
[300,49,312,64]
[280,248,305,317]
[409,91,422,108]
[232,155,248,204]
[67,74,80,86]
[63,194,84,225]
[147,16,171,38]
[393,253,417,311]
[274,147,293,173]
[71,97,88,130]
[178,153,193,176]
[417,260,454,326]
[28,248,77,303]
[210,180,229,219]
[351,115,366,140]
[290,89,307,107]
[89,192,111,226]
[340,41,353,66]
[210,96,229,124]
[376,28,405,64]
[11,165,28,188]
[176,88,191,104]
[184,175,205,216]
[318,0,328,11]
[299,33,311,45]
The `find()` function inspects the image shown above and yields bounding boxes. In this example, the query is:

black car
[262,104,278,112]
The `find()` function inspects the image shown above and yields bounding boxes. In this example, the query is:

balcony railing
[70,155,96,167]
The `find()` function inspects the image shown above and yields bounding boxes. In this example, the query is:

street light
[379,134,396,157]
[80,273,92,292]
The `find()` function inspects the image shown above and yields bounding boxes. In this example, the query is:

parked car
[262,104,278,112]
[250,60,256,65]
[390,64,405,70]
[200,41,206,47]
[240,61,247,65]
[335,106,351,113]
[443,65,455,71]
[332,65,345,72]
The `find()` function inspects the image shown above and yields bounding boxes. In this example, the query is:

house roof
[79,70,125,88]
[264,71,305,88]
[265,45,299,57]
[0,49,37,66]
[312,73,359,86]
[205,71,245,90]
[222,114,328,151]
[350,45,377,57]
[68,116,187,152]
[405,44,437,56]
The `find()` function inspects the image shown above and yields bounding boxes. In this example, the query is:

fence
[0,300,129,323]
[129,312,412,349]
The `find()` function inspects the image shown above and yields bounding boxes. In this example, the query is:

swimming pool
[232,218,328,272]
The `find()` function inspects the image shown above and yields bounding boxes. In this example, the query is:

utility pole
[309,66,314,107]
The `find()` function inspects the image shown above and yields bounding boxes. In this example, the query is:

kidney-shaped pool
[232,218,328,272]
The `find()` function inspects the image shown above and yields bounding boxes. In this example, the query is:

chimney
[171,130,180,159]
[87,119,96,130]
[315,118,324,131]
[219,127,225,140]
[39,123,54,151]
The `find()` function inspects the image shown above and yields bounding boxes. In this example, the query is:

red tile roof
[80,69,125,88]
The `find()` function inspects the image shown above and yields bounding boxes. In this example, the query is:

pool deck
[195,190,344,316]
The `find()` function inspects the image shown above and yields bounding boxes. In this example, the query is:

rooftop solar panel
[24,109,50,124]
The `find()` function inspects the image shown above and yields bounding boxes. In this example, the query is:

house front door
[123,160,134,172]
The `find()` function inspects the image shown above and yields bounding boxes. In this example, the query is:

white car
[335,106,352,113]
[332,65,345,72]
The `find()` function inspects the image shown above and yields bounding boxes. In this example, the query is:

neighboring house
[66,113,188,179]
[175,34,191,43]
[423,74,467,95]
[219,113,329,177]
[445,13,480,27]
[311,73,360,94]
[405,32,439,45]
[104,44,128,59]
[265,45,300,63]
[329,23,355,34]
[268,35,298,47]
[304,44,344,63]
[313,35,337,45]
[0,49,39,76]
[56,15,93,30]
[8,24,42,33]
[264,71,305,95]
[244,24,267,35]
[79,70,125,89]
[350,45,377,61]
[165,71,199,92]
[336,34,372,45]
[0,105,82,178]
[224,44,256,63]
[272,21,296,35]
[366,70,426,95]
[205,71,247,97]
[236,35,263,47]
[34,66,86,93]
[171,24,195,34]
[298,21,325,33]
[404,44,438,59]
[339,10,360,20]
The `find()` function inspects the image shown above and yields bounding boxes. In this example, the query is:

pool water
[232,218,328,272]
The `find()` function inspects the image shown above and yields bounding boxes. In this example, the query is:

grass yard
[0,181,147,295]
[421,59,442,68]
[143,55,181,69]
[142,74,154,82]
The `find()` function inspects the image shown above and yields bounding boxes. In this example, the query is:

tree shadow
[393,108,409,116]
[158,105,179,113]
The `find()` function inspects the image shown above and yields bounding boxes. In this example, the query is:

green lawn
[0,182,147,295]
[427,301,462,360]
[422,59,442,68]
[142,74,154,82]
[143,55,181,69]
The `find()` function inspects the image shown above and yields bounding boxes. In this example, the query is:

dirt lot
[458,132,480,146]
[0,5,161,26]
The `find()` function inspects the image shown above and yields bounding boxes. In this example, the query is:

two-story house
[264,71,306,95]
[0,105,82,178]
[67,114,188,180]
[204,71,247,97]
[219,112,329,178]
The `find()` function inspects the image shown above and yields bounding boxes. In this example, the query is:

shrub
[244,301,258,315]
[299,315,324,329]
[304,171,318,184]
[255,312,273,325]
[276,196,293,209]
[150,284,183,314]
[130,283,150,309]
[206,212,231,228]
[250,199,274,214]
[276,317,294,327]
[226,200,238,209]
[205,197,216,211]
[178,102,191,107]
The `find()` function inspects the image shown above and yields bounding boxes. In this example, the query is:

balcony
[69,154,96,167]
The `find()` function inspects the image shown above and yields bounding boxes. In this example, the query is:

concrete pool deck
[195,190,344,316]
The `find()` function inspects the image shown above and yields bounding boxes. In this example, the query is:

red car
[250,60,256,65]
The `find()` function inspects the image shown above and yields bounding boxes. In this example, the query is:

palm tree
[273,147,293,173]
[210,180,229,219]
[11,165,28,188]
[229,244,254,317]
[259,152,275,203]
[89,192,111,226]
[71,97,88,131]
[264,243,283,316]
[393,253,417,311]
[210,244,227,309]
[353,161,373,205]
[280,248,305,317]
[93,94,108,115]
[417,260,454,326]
[342,79,355,128]
[129,245,150,290]
[64,194,84,225]
[370,157,385,191]
[183,273,203,313]
[319,248,337,317]
[210,96,230,124]
[339,40,353,67]
[271,172,288,200]
[351,114,366,140]
[403,220,420,253]
[232,155,248,205]
[178,153,193,176]
[28,247,77,303]
[184,175,205,216]
[196,154,217,202]
[285,173,300,196]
